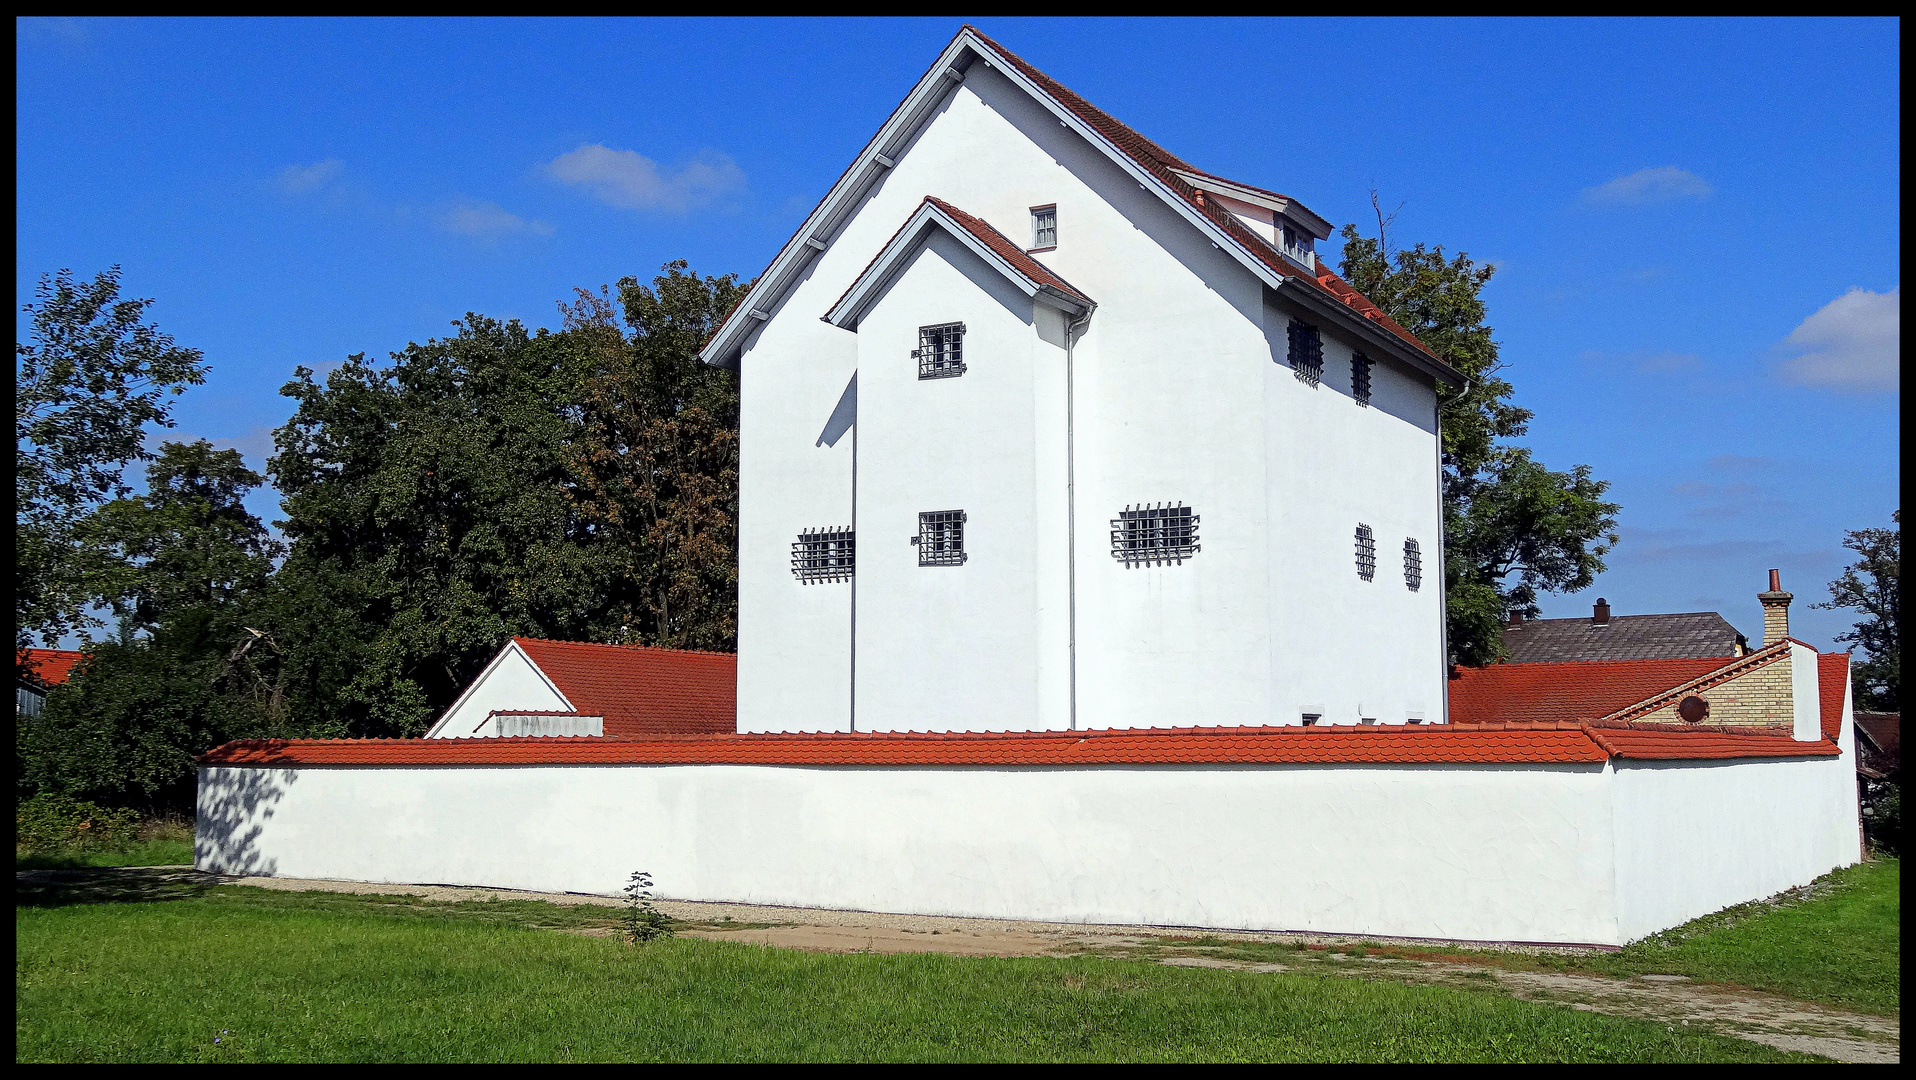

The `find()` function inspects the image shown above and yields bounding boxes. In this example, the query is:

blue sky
[17,17,1899,650]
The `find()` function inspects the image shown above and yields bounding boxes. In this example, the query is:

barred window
[791,527,855,583]
[1355,523,1377,581]
[915,322,966,379]
[1110,502,1200,567]
[1403,537,1422,591]
[917,510,967,566]
[1352,352,1373,406]
[1287,318,1323,384]
[1031,205,1057,249]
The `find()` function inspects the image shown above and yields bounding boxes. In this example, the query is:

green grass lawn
[1179,860,1899,1017]
[16,883,1810,1063]
[16,838,196,871]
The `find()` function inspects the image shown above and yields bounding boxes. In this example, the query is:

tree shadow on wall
[194,749,300,878]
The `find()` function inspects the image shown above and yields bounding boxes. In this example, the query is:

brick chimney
[1506,611,1524,629]
[1592,598,1611,626]
[1758,569,1793,646]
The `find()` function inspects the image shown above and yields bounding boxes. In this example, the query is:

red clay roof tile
[512,637,734,737]
[17,648,84,688]
[1448,655,1740,725]
[1817,653,1850,742]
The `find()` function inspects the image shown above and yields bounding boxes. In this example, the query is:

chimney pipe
[1593,598,1611,626]
[1507,611,1523,629]
[1758,569,1793,646]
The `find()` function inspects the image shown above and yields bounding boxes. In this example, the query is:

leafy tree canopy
[1815,511,1899,711]
[16,267,207,648]
[1339,216,1620,665]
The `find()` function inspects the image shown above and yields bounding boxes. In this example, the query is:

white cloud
[276,159,345,195]
[440,199,554,240]
[1774,286,1899,393]
[546,144,745,213]
[1581,167,1713,205]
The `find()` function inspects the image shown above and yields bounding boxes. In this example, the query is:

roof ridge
[512,635,736,659]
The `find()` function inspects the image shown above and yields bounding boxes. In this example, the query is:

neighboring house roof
[699,26,1462,388]
[1449,655,1738,725]
[1501,612,1746,663]
[1854,712,1898,756]
[198,721,1835,769]
[17,648,84,689]
[511,637,735,737]
[825,196,1094,328]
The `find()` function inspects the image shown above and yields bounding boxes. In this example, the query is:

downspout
[1065,304,1094,731]
[1437,374,1470,725]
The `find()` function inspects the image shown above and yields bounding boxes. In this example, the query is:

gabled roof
[1448,654,1740,725]
[511,638,735,737]
[699,25,1461,388]
[17,648,83,689]
[199,722,1836,769]
[825,196,1093,329]
[1502,612,1747,664]
[1596,643,1790,725]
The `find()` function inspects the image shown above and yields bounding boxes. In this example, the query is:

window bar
[792,527,855,583]
[1355,523,1377,581]
[1353,352,1372,406]
[918,509,967,566]
[1287,319,1323,386]
[1110,501,1200,567]
[915,322,966,380]
[1403,537,1422,591]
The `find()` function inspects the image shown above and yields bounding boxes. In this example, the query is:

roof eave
[1272,276,1466,388]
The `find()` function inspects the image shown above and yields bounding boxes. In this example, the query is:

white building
[194,27,1863,947]
[704,27,1460,736]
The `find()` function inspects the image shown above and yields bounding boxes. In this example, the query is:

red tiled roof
[17,648,84,688]
[513,638,735,737]
[1817,653,1850,742]
[926,197,1092,305]
[964,26,1442,366]
[1448,655,1740,725]
[198,720,1836,769]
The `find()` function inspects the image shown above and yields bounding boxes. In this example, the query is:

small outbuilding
[425,637,735,739]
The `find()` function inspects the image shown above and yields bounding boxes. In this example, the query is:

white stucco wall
[202,760,1619,944]
[424,643,571,738]
[1608,751,1858,942]
[734,59,1445,736]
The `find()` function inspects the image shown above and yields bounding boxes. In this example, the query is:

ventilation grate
[917,510,967,566]
[1288,318,1323,385]
[792,527,855,582]
[914,322,966,379]
[1111,502,1200,566]
[1355,523,1377,581]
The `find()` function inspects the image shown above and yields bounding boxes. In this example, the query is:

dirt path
[29,869,1901,1063]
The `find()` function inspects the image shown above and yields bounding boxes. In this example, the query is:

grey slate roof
[1501,612,1748,664]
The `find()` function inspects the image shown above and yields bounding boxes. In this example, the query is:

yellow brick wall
[1631,652,1795,727]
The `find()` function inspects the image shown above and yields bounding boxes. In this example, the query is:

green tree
[565,261,748,650]
[18,443,279,809]
[265,316,612,737]
[1815,511,1899,711]
[1339,220,1620,665]
[15,267,207,650]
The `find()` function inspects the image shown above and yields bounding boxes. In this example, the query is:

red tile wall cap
[197,720,1833,769]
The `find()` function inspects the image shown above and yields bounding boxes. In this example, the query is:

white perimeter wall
[196,755,1854,946]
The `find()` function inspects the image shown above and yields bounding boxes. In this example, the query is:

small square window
[1301,713,1321,727]
[791,527,854,583]
[1287,319,1323,385]
[1355,524,1377,581]
[915,322,966,380]
[1279,221,1313,265]
[1353,352,1373,406]
[917,510,967,566]
[1030,205,1057,250]
[1110,502,1200,566]
[1403,537,1423,591]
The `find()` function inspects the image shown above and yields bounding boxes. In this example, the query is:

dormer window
[1030,205,1057,251]
[1279,220,1313,267]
